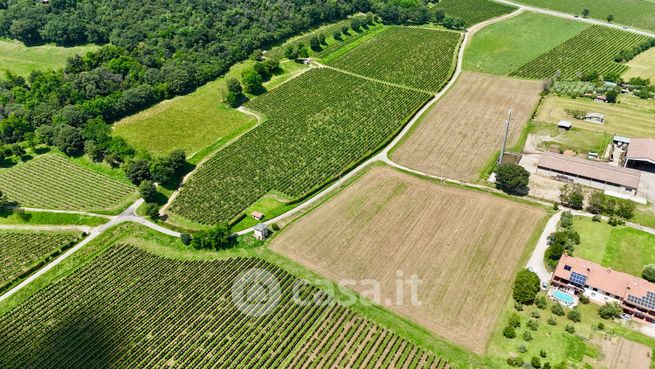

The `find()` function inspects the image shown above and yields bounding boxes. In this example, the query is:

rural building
[583,113,605,124]
[536,152,641,194]
[253,223,269,240]
[551,255,655,323]
[625,138,655,173]
[558,120,572,130]
[251,211,264,220]
[594,95,607,103]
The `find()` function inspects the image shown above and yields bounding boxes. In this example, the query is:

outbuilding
[583,113,605,124]
[251,211,264,220]
[558,120,572,130]
[625,138,655,172]
[253,223,269,240]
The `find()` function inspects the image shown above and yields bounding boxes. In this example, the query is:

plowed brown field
[392,72,542,181]
[271,166,546,353]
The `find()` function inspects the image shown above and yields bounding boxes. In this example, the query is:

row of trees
[559,184,635,219]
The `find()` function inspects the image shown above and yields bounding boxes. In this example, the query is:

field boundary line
[313,62,433,94]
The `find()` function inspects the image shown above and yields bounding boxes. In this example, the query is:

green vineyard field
[511,26,651,79]
[169,68,431,225]
[434,0,516,26]
[0,231,82,290]
[0,244,450,369]
[328,27,461,92]
[0,154,135,211]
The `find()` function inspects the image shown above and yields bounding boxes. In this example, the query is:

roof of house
[537,152,641,189]
[626,138,655,164]
[254,223,267,232]
[252,211,264,219]
[554,255,655,311]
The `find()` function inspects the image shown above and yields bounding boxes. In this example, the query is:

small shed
[594,95,607,103]
[558,120,572,130]
[251,211,264,220]
[613,136,631,145]
[253,223,269,241]
[584,113,605,124]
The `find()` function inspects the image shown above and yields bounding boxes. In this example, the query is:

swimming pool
[553,290,575,305]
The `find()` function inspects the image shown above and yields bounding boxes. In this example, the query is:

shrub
[560,211,573,228]
[551,303,565,316]
[547,317,557,326]
[598,302,623,319]
[522,330,533,341]
[597,322,605,330]
[518,343,528,353]
[495,163,530,194]
[191,223,232,250]
[642,264,655,282]
[528,319,539,331]
[592,214,601,222]
[535,295,548,309]
[515,302,524,311]
[509,313,522,328]
[503,326,517,339]
[531,310,541,319]
[270,223,280,232]
[553,202,559,210]
[180,233,192,245]
[144,202,160,221]
[540,349,547,358]
[506,357,524,367]
[608,216,625,226]
[560,183,584,209]
[565,324,575,334]
[138,180,157,203]
[567,308,581,322]
[513,269,540,305]
[579,294,590,304]
[531,356,542,368]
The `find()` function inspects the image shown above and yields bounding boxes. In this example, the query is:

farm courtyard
[271,165,546,353]
[392,72,542,181]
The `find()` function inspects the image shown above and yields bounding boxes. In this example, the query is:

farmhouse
[625,138,655,173]
[583,112,605,124]
[536,152,641,194]
[551,255,655,323]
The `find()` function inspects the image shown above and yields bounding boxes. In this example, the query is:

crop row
[511,26,651,80]
[433,0,516,26]
[328,26,462,92]
[169,67,431,224]
[0,231,82,289]
[0,154,135,211]
[0,244,449,368]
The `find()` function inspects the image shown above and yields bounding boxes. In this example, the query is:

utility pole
[498,109,512,165]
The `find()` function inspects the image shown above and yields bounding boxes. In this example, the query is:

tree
[531,356,541,369]
[333,30,342,40]
[567,308,581,322]
[181,233,193,245]
[508,313,521,328]
[168,149,186,172]
[191,223,232,250]
[144,202,160,220]
[551,303,565,316]
[642,264,655,282]
[138,180,157,203]
[495,163,530,194]
[309,35,321,51]
[432,8,445,23]
[513,269,540,305]
[522,330,533,341]
[606,89,618,103]
[84,140,104,162]
[150,158,174,184]
[241,69,264,94]
[0,189,9,209]
[607,14,614,23]
[582,9,590,17]
[55,125,84,156]
[527,319,539,331]
[535,295,548,309]
[559,183,584,209]
[10,144,25,158]
[124,159,151,184]
[284,45,299,60]
[615,199,636,219]
[599,302,623,319]
[503,325,516,339]
[224,78,245,107]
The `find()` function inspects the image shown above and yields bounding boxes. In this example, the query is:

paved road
[0,199,179,303]
[528,211,561,283]
[492,0,655,37]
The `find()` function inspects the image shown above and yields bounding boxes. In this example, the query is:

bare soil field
[271,166,545,353]
[594,336,652,369]
[392,72,542,181]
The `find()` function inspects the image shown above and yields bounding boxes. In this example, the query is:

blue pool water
[553,290,575,305]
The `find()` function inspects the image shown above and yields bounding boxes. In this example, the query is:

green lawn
[574,216,655,277]
[0,210,107,226]
[463,12,589,75]
[529,121,612,154]
[0,39,97,77]
[513,0,655,32]
[625,47,655,82]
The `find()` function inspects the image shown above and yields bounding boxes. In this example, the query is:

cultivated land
[512,0,655,32]
[392,72,542,181]
[463,12,589,75]
[0,238,450,368]
[433,0,516,26]
[327,27,461,92]
[0,231,81,290]
[511,26,651,79]
[0,210,107,226]
[0,39,97,77]
[168,67,433,225]
[271,166,546,353]
[624,47,655,81]
[573,216,655,277]
[0,154,135,212]
[535,95,655,139]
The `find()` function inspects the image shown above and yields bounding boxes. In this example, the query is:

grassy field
[113,60,312,159]
[271,166,546,353]
[535,95,655,139]
[487,292,655,368]
[0,39,97,77]
[168,67,432,225]
[0,154,136,212]
[624,47,655,81]
[0,224,458,369]
[528,121,612,154]
[0,209,107,226]
[0,231,82,291]
[573,216,655,277]
[392,72,542,181]
[512,0,655,32]
[463,12,589,75]
[328,27,461,92]
[511,26,651,79]
[433,0,516,26]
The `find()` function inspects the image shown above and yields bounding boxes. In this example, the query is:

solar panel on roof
[570,272,587,287]
[627,291,655,310]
